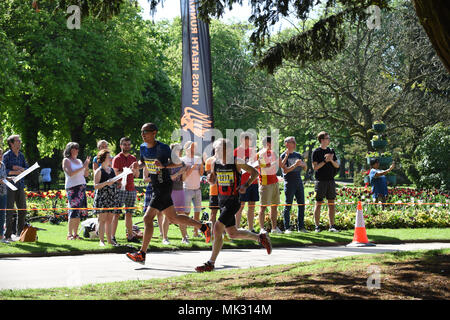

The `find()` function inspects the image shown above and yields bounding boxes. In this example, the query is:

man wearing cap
[280,136,308,233]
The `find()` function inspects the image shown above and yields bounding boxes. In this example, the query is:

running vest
[214,158,241,199]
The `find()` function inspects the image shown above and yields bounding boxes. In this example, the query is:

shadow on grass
[226,250,449,299]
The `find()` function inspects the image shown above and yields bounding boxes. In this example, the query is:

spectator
[0,148,9,243]
[280,136,308,233]
[93,149,118,246]
[62,142,90,240]
[182,141,204,237]
[92,140,109,172]
[369,159,395,204]
[257,136,282,234]
[3,135,29,241]
[40,167,52,191]
[111,137,140,244]
[234,132,259,233]
[312,131,340,232]
[169,143,189,244]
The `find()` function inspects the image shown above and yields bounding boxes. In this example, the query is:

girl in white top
[181,141,204,237]
[62,142,90,240]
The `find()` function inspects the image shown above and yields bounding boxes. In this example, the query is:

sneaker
[195,261,215,273]
[284,229,292,234]
[315,226,322,233]
[1,238,10,244]
[112,236,117,243]
[126,250,146,265]
[328,225,339,232]
[258,233,272,255]
[298,228,309,233]
[271,227,283,234]
[162,239,170,245]
[201,223,212,244]
[181,237,190,245]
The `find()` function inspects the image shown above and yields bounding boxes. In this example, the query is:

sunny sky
[138,0,299,30]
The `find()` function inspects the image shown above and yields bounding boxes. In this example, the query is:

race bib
[145,159,159,175]
[216,171,234,186]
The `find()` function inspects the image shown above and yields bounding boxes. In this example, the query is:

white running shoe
[162,239,171,245]
[271,227,283,234]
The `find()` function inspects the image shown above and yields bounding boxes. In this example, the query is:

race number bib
[216,171,234,186]
[145,159,159,175]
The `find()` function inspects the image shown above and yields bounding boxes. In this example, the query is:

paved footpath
[0,242,449,290]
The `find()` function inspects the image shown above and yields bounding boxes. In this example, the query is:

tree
[413,123,450,191]
[0,0,175,187]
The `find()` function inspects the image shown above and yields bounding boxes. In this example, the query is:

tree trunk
[22,106,41,190]
[412,0,450,73]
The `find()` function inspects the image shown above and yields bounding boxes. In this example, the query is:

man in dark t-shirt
[126,123,211,265]
[280,136,307,233]
[312,131,340,233]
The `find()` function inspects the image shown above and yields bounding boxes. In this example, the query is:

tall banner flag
[180,0,214,155]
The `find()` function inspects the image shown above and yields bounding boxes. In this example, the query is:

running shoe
[162,239,170,245]
[195,261,215,273]
[258,233,272,255]
[126,250,146,265]
[181,237,190,245]
[328,225,340,232]
[201,223,212,244]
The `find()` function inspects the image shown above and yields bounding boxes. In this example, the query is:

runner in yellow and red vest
[195,138,272,272]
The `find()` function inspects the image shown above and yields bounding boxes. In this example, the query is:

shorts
[259,183,280,206]
[149,185,174,212]
[171,189,185,212]
[218,196,241,228]
[143,184,153,213]
[314,180,336,201]
[209,195,219,210]
[239,183,259,202]
[116,189,137,214]
[184,188,202,213]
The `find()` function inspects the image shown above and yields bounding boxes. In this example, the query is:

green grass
[0,217,449,256]
[1,248,448,300]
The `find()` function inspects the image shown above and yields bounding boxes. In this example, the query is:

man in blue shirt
[280,137,308,233]
[126,123,211,265]
[369,159,395,204]
[3,135,29,241]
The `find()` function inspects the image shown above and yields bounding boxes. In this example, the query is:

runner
[126,123,211,264]
[195,138,272,273]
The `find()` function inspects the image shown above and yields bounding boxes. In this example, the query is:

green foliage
[414,123,450,191]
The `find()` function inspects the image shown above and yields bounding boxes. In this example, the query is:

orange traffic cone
[347,201,375,247]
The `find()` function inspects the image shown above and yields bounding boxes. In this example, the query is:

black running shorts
[150,185,174,212]
[217,196,241,228]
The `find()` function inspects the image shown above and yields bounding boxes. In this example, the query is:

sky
[138,0,299,31]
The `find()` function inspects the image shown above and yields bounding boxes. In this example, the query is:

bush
[414,123,450,191]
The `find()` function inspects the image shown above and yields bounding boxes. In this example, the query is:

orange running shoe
[126,250,146,265]
[259,233,272,255]
[202,223,212,244]
[195,261,215,272]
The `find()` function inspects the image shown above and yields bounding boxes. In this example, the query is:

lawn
[1,248,448,300]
